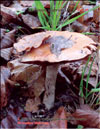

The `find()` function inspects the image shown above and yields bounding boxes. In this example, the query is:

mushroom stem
[43,64,59,110]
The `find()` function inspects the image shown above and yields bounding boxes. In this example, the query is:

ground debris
[21,14,41,29]
[70,104,100,128]
[0,29,16,49]
[0,66,11,108]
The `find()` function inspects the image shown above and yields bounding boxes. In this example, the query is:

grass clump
[34,0,100,31]
[79,56,100,107]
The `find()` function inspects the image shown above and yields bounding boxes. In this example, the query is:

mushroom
[14,31,97,63]
[13,31,97,109]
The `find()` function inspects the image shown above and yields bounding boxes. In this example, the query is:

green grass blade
[86,76,100,101]
[35,26,51,30]
[57,5,100,30]
[50,0,54,27]
[35,0,49,18]
[96,98,100,105]
[62,1,68,8]
[72,0,80,13]
[91,88,100,93]
[82,32,96,35]
[85,57,95,103]
[35,0,50,29]
[55,1,63,29]
[79,56,91,97]
[96,81,100,88]
[56,0,80,30]
[52,1,61,29]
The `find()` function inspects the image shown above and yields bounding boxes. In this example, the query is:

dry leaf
[60,57,98,88]
[0,66,10,108]
[0,105,33,128]
[20,1,50,8]
[0,29,16,49]
[21,14,41,29]
[1,47,13,61]
[1,5,18,25]
[24,72,45,98]
[1,29,6,40]
[36,106,67,128]
[8,59,43,87]
[93,1,100,23]
[7,1,27,13]
[25,98,41,113]
[72,20,89,33]
[71,105,100,128]
[50,106,67,128]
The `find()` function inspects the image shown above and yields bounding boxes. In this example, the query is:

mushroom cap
[14,31,97,63]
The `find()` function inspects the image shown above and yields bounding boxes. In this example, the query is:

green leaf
[16,11,24,15]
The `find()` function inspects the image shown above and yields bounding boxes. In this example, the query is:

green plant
[79,56,100,106]
[34,0,100,31]
[6,29,10,32]
[16,11,24,15]
[82,32,96,35]
[77,125,84,129]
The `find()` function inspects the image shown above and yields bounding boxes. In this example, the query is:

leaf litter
[0,1,100,129]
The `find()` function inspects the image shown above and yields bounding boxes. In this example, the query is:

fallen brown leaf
[21,14,41,29]
[0,66,10,108]
[50,106,67,128]
[1,5,18,25]
[1,47,13,61]
[60,56,98,88]
[0,29,16,49]
[23,72,45,98]
[7,1,27,13]
[20,1,50,8]
[71,105,100,128]
[0,104,33,128]
[25,98,41,113]
[36,106,67,128]
[8,59,43,87]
